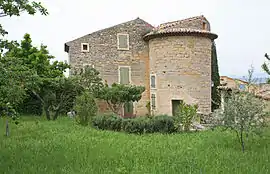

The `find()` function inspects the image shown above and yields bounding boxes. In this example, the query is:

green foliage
[97,83,145,115]
[262,53,270,83]
[92,114,176,134]
[75,92,98,126]
[1,117,270,173]
[0,34,72,119]
[75,66,104,95]
[175,103,198,132]
[92,114,123,131]
[220,91,267,152]
[0,0,48,35]
[211,42,221,111]
[0,56,35,110]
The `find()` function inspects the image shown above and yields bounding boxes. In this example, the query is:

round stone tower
[144,16,218,116]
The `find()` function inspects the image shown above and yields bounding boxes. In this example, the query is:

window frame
[118,66,131,84]
[150,74,157,89]
[81,43,89,52]
[117,33,129,50]
[151,93,157,111]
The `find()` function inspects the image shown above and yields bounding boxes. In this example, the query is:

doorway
[124,102,133,118]
[172,100,183,116]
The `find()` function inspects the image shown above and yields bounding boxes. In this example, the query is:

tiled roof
[143,27,218,41]
[157,15,207,29]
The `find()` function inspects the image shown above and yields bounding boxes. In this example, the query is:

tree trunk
[240,130,245,152]
[44,106,51,120]
[53,107,61,120]
[5,120,9,136]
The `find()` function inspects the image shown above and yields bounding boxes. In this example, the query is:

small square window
[81,43,89,52]
[117,33,129,50]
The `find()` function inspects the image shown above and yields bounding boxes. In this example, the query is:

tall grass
[0,116,269,174]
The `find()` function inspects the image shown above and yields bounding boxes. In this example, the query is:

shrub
[175,103,198,132]
[74,92,98,126]
[220,91,267,152]
[150,115,175,133]
[92,114,176,134]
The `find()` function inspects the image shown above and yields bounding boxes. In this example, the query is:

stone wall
[66,18,153,116]
[159,16,211,31]
[149,35,212,115]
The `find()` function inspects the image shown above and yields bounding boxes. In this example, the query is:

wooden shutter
[118,34,129,50]
[120,67,130,84]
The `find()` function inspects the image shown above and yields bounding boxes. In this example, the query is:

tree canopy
[0,0,48,35]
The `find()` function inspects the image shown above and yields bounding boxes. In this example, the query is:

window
[151,94,156,110]
[150,74,156,88]
[202,22,207,30]
[81,43,89,52]
[117,33,129,50]
[119,66,130,84]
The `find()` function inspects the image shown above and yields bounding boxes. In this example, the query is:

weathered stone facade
[149,36,212,114]
[65,15,218,116]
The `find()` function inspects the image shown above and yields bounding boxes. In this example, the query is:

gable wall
[67,19,153,116]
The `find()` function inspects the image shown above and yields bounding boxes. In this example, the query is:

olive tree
[221,91,267,152]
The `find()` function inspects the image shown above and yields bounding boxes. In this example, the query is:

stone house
[220,76,249,91]
[64,15,218,117]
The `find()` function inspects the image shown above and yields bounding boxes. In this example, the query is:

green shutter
[120,67,129,84]
[118,34,128,49]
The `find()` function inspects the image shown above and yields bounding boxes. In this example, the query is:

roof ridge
[157,15,206,29]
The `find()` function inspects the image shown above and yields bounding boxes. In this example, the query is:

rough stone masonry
[64,15,218,117]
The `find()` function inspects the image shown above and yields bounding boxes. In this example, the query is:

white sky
[1,0,270,77]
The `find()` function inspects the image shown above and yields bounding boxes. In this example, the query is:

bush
[175,103,198,132]
[74,92,98,126]
[92,114,176,134]
[150,115,176,133]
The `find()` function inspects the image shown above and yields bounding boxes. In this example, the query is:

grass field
[0,116,269,174]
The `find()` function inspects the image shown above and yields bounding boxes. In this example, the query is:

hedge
[92,114,176,134]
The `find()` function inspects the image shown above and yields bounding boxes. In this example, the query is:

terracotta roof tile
[143,27,218,41]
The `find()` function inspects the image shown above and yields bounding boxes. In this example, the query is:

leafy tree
[221,91,266,152]
[211,41,221,111]
[0,56,35,110]
[262,53,270,83]
[97,83,145,115]
[74,92,98,126]
[0,34,71,120]
[75,66,104,95]
[0,0,48,35]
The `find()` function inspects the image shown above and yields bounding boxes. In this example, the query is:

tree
[0,0,48,35]
[0,34,70,120]
[221,91,266,152]
[211,41,221,111]
[75,66,104,95]
[97,83,145,115]
[74,92,98,126]
[262,53,270,83]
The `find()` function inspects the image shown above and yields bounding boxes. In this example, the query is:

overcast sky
[1,0,270,78]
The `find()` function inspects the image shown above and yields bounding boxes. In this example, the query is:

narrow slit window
[150,75,156,88]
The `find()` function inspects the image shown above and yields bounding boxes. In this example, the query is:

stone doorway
[172,100,183,116]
